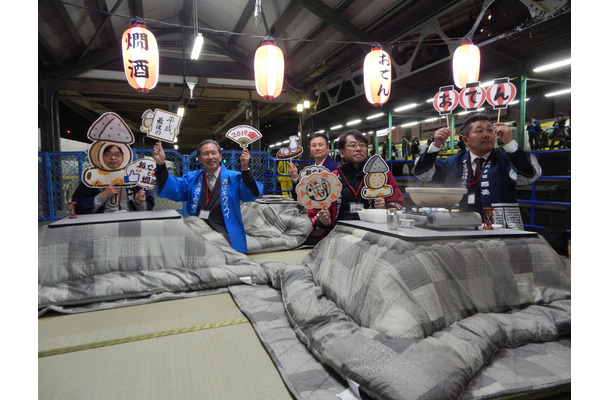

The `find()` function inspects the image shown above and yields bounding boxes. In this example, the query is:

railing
[39,149,571,237]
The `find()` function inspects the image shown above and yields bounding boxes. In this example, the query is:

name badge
[468,193,475,205]
[198,210,210,219]
[349,203,364,213]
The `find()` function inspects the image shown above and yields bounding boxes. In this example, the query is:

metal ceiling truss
[309,0,570,116]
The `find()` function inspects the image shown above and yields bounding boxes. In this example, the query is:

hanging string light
[452,39,480,89]
[254,37,284,100]
[121,18,159,93]
[363,44,392,106]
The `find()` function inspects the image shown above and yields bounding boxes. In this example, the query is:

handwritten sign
[141,109,182,143]
[296,169,342,209]
[226,125,262,148]
[124,158,157,189]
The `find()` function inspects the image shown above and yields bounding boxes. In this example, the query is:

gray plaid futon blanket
[247,224,570,400]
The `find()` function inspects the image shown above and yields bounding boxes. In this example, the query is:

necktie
[207,172,215,190]
[473,157,484,184]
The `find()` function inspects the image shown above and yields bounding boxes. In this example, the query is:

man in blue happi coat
[413,113,541,228]
[152,140,263,253]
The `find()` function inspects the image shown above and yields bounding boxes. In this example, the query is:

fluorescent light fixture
[282,140,289,144]
[190,32,204,60]
[315,130,325,134]
[346,119,362,126]
[533,58,571,72]
[177,107,185,117]
[366,112,384,120]
[297,103,304,112]
[401,121,419,127]
[545,88,571,97]
[274,142,283,146]
[330,124,343,130]
[424,117,441,122]
[394,103,418,112]
[303,100,311,109]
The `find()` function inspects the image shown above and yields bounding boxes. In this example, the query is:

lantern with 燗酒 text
[254,37,284,100]
[122,20,159,93]
[452,40,480,89]
[363,45,392,107]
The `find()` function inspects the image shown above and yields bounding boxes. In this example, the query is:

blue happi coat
[158,165,263,253]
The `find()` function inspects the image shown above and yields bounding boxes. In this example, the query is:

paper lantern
[254,37,284,100]
[122,20,159,93]
[363,45,392,106]
[452,41,480,89]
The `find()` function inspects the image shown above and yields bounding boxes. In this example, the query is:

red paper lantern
[254,37,284,100]
[452,41,480,89]
[363,45,392,106]
[122,20,159,93]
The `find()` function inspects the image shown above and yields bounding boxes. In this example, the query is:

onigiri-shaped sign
[361,154,393,198]
[295,166,342,209]
[82,112,136,188]
[226,125,262,148]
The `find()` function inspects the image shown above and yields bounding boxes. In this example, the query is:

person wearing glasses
[72,144,154,214]
[412,113,541,227]
[310,130,406,234]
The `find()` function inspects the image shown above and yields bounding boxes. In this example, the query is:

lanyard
[468,158,484,188]
[204,171,218,207]
[338,167,364,199]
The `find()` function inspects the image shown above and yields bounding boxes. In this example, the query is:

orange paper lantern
[452,41,480,89]
[254,37,284,100]
[122,20,159,93]
[363,45,392,106]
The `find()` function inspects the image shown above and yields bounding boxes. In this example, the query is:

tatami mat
[248,248,312,264]
[39,293,293,400]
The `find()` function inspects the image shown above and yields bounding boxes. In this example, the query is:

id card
[349,203,364,213]
[198,210,210,220]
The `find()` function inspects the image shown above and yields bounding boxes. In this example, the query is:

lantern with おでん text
[122,20,159,93]
[254,37,284,100]
[363,45,392,106]
[452,40,480,89]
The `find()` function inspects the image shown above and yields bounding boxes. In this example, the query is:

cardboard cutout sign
[295,167,342,209]
[433,85,459,115]
[458,82,487,111]
[140,109,182,143]
[486,77,517,110]
[361,154,393,198]
[276,135,303,160]
[124,157,157,189]
[82,112,136,188]
[226,125,262,148]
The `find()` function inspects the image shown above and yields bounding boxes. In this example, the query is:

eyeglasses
[104,152,123,158]
[344,142,367,149]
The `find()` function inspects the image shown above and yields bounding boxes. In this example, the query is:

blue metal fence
[38,149,571,235]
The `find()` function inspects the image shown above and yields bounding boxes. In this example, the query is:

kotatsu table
[38,210,570,400]
[235,223,571,400]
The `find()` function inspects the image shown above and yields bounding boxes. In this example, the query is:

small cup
[386,208,398,230]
